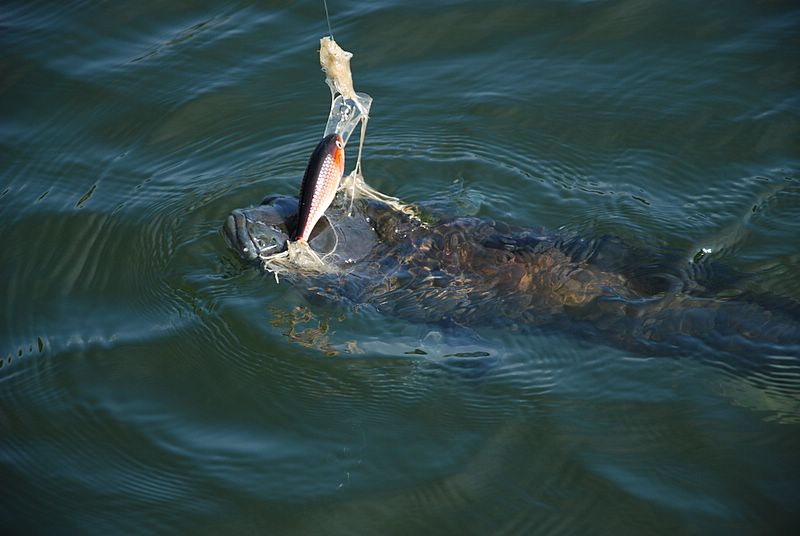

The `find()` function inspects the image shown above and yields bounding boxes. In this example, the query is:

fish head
[224,193,386,268]
[310,133,346,183]
[329,133,345,173]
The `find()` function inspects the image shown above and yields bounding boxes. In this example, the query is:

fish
[226,194,800,363]
[293,133,345,242]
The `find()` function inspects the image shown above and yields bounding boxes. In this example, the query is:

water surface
[2,1,799,534]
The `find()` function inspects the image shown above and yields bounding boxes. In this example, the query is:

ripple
[3,0,800,533]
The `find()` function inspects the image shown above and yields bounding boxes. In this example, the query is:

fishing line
[323,0,334,39]
[321,216,341,263]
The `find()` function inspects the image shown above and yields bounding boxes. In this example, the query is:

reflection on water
[1,0,799,534]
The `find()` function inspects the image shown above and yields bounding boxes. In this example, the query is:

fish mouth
[223,207,288,262]
[224,209,259,261]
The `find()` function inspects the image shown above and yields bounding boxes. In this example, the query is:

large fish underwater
[224,135,800,365]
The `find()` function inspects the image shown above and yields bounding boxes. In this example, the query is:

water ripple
[2,0,800,533]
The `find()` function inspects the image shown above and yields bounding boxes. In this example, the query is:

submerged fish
[224,193,800,366]
[293,133,345,242]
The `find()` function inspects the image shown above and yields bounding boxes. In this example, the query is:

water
[2,1,799,534]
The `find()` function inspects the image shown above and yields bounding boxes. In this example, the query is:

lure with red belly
[293,133,345,242]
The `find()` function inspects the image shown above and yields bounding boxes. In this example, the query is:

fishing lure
[293,133,345,242]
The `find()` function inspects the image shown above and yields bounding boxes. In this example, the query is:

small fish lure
[293,133,345,242]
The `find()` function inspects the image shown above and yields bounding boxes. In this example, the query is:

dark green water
[2,1,799,534]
